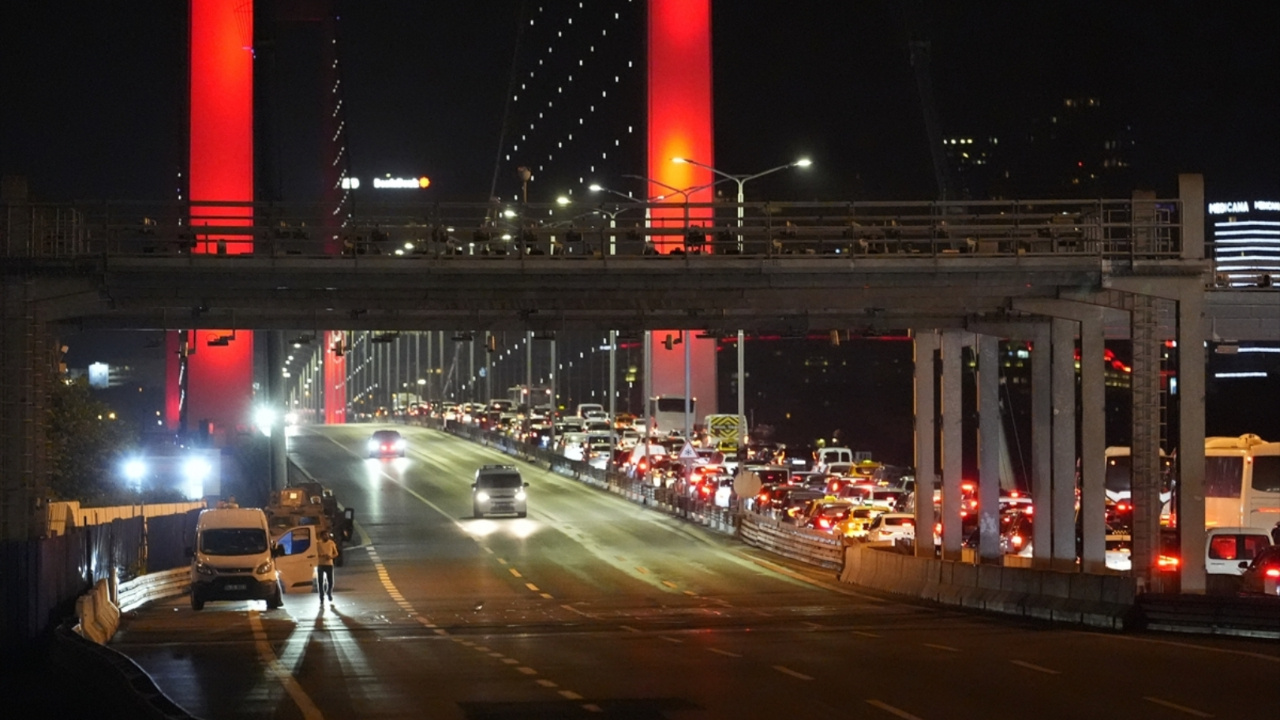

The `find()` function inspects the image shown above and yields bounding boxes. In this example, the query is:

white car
[865,512,916,543]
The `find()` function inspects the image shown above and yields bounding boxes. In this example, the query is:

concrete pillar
[1178,285,1207,593]
[913,330,937,558]
[1051,318,1077,569]
[0,279,51,539]
[266,331,286,493]
[977,334,1001,562]
[941,330,965,560]
[1031,323,1053,564]
[1079,312,1106,573]
[1130,295,1162,591]
[1178,174,1205,262]
[609,331,617,423]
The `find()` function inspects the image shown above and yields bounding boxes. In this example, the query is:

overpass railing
[3,198,1184,262]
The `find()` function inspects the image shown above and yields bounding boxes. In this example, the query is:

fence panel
[146,510,201,572]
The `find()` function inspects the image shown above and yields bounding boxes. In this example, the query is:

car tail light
[1265,568,1280,579]
[934,523,942,535]
[1117,502,1130,512]
[1011,535,1024,548]
[1157,554,1180,570]
[818,517,832,530]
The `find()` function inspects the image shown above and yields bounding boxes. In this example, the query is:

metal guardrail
[3,198,1183,261]
[739,513,846,569]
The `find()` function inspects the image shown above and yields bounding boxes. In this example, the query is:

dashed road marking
[248,612,324,720]
[482,546,494,554]
[535,679,558,688]
[772,665,813,681]
[707,647,741,658]
[474,646,490,653]
[1143,697,1214,718]
[866,699,925,720]
[501,658,520,665]
[683,590,698,596]
[516,666,538,675]
[1081,632,1280,664]
[1010,660,1060,675]
[582,704,602,713]
[661,580,678,588]
[659,636,683,644]
[525,582,540,592]
[635,566,649,574]
[558,690,584,700]
[922,643,959,652]
[801,621,822,630]
[540,593,554,599]
[620,625,641,633]
[508,568,523,578]
[496,557,507,565]
[852,631,881,638]
[561,604,594,618]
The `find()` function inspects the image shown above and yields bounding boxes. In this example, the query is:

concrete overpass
[5,176,1272,594]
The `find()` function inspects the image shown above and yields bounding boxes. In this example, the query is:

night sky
[4,1,1278,203]
[4,1,1278,454]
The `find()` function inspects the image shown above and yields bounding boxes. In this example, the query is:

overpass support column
[977,334,1002,563]
[1130,296,1163,592]
[0,280,51,540]
[912,330,937,558]
[1079,312,1106,573]
[1051,319,1078,570]
[266,331,286,492]
[940,330,966,560]
[1178,284,1207,594]
[1031,323,1053,566]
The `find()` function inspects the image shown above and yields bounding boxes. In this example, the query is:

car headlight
[254,560,274,576]
[394,439,405,450]
[195,561,215,576]
[515,490,527,501]
[368,440,378,451]
[475,491,490,502]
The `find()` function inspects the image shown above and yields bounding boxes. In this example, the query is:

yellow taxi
[834,504,894,539]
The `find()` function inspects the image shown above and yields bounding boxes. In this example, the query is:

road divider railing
[738,514,845,570]
[116,567,190,614]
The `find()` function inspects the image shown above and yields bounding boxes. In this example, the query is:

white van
[1205,526,1273,576]
[815,447,853,473]
[188,508,314,610]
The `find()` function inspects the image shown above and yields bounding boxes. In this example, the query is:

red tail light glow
[1157,554,1180,570]
[818,517,832,529]
[1264,568,1280,578]
[1011,535,1024,547]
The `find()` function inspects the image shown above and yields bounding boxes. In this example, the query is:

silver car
[472,465,528,518]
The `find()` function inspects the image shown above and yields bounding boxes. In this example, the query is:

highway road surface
[112,425,1280,719]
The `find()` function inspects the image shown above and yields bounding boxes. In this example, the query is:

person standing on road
[317,531,339,602]
[1271,520,1280,546]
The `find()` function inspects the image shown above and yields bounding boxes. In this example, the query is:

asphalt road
[111,424,1280,719]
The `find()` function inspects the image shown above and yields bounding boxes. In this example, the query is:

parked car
[1238,545,1280,596]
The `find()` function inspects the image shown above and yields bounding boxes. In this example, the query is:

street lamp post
[669,157,812,435]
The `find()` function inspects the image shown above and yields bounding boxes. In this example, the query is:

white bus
[648,395,695,437]
[1104,435,1280,531]
[1203,435,1280,530]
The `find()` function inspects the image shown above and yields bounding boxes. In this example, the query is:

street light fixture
[669,156,812,437]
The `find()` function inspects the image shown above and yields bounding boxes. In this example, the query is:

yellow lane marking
[509,568,523,578]
[635,567,649,574]
[525,583,540,592]
[661,580,678,588]
[536,679,558,688]
[540,593,555,599]
[558,690,584,700]
[248,611,325,720]
[516,666,538,675]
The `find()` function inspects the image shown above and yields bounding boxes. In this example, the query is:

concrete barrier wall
[48,501,207,536]
[840,544,1136,629]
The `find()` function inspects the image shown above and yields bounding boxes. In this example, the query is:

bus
[648,395,695,437]
[1203,435,1280,530]
[1104,435,1280,530]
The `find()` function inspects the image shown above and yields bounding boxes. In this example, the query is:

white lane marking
[501,658,520,665]
[1143,697,1214,718]
[738,553,888,602]
[772,665,814,681]
[433,628,449,636]
[801,621,822,630]
[488,652,504,658]
[582,704,603,713]
[535,679,558,688]
[558,690,584,700]
[707,647,741,658]
[619,625,641,633]
[659,636,683,644]
[922,643,959,652]
[1010,660,1060,675]
[474,646,490,653]
[516,666,538,675]
[508,568,523,578]
[852,631,882,638]
[561,604,595,618]
[1080,632,1280,664]
[866,699,925,720]
[635,566,649,574]
[482,546,494,554]
[683,590,698,597]
[248,611,325,720]
[496,557,507,565]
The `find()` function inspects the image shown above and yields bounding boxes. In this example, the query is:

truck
[649,395,695,437]
[264,482,355,567]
